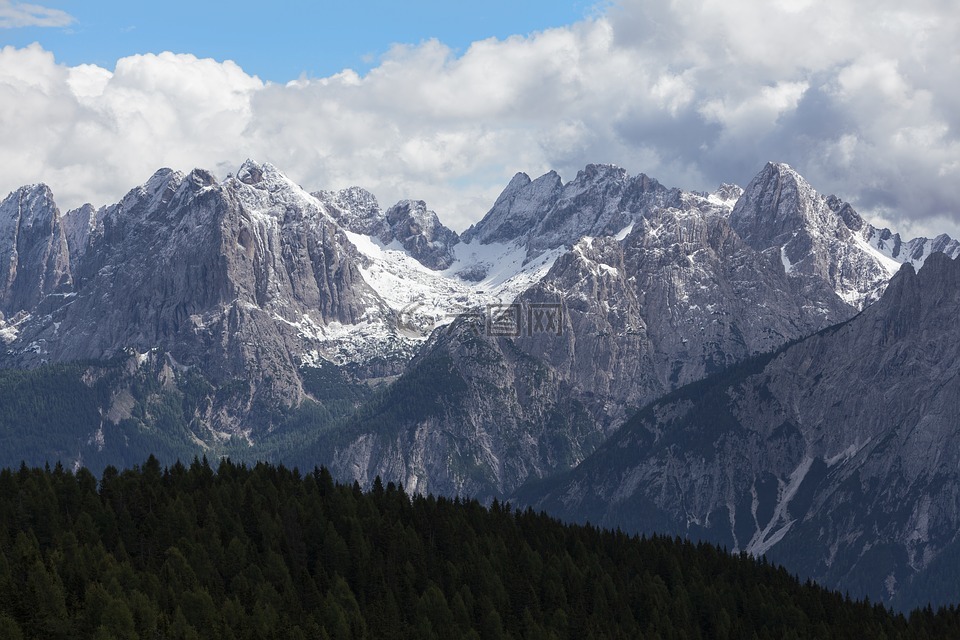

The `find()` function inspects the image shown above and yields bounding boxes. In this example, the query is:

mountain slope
[517,253,960,609]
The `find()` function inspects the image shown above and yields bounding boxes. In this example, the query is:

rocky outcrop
[314,186,390,239]
[62,203,99,273]
[731,162,895,306]
[461,171,564,245]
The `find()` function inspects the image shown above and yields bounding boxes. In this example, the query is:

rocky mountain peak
[144,167,185,196]
[729,162,912,307]
[729,161,823,248]
[112,168,187,218]
[62,203,98,272]
[836,252,960,356]
[573,163,629,185]
[0,183,72,316]
[888,251,960,308]
[237,159,264,185]
[382,200,459,270]
[188,168,218,188]
[313,186,459,270]
[462,170,563,245]
[330,186,381,218]
[498,171,533,197]
[313,186,388,238]
[228,160,301,195]
[712,183,744,205]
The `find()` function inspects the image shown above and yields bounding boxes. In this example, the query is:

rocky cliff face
[730,162,960,308]
[383,200,459,270]
[314,186,387,238]
[518,253,960,609]
[462,164,683,258]
[62,202,99,273]
[0,184,72,318]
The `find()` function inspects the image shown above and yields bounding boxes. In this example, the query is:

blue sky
[0,0,957,238]
[2,1,600,81]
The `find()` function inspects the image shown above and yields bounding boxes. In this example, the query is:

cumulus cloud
[0,1,73,28]
[0,0,958,238]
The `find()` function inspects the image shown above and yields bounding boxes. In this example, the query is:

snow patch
[615,222,634,241]
[851,232,901,278]
[343,228,563,338]
[780,245,794,274]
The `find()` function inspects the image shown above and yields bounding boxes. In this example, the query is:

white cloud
[0,0,73,28]
[699,81,809,138]
[0,0,958,238]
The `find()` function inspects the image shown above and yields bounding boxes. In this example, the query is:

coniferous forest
[1,458,958,639]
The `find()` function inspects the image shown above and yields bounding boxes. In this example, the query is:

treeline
[0,458,958,639]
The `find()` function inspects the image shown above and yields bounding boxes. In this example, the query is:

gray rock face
[463,164,685,259]
[731,162,893,306]
[314,186,390,239]
[461,171,563,245]
[382,200,459,270]
[519,253,960,609]
[3,161,395,433]
[0,184,72,317]
[62,203,99,273]
[730,162,960,309]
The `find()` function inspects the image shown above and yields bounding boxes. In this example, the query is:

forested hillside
[0,459,958,639]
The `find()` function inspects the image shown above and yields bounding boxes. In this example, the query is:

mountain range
[1,158,959,607]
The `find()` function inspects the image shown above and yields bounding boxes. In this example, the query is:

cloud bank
[0,0,957,237]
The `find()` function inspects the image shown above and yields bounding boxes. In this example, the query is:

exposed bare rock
[383,200,459,270]
[0,184,72,316]
[327,169,857,499]
[3,161,397,434]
